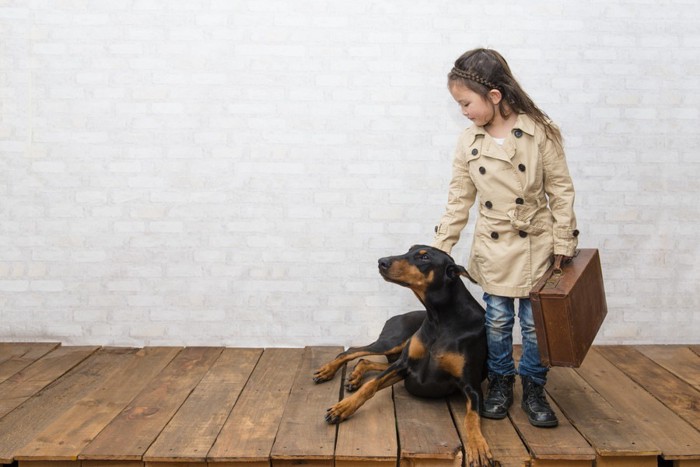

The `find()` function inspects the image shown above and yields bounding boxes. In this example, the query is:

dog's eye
[420,254,430,261]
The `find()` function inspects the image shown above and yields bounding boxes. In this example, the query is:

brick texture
[1,1,698,345]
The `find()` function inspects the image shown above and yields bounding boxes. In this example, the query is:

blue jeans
[483,293,547,386]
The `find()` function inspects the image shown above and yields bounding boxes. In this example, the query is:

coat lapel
[477,114,536,163]
[481,135,512,163]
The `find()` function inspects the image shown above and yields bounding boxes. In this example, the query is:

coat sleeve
[540,129,578,257]
[432,146,477,255]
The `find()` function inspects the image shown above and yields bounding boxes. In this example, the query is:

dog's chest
[404,338,463,397]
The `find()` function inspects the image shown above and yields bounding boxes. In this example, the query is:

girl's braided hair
[448,48,563,149]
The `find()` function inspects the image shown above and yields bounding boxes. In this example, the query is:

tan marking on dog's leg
[313,350,372,383]
[464,397,493,467]
[315,336,411,383]
[385,340,410,356]
[346,359,390,391]
[326,369,404,423]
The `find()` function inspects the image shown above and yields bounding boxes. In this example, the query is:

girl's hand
[553,255,572,274]
[554,254,572,264]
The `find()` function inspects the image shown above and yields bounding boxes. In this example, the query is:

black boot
[481,374,515,419]
[521,376,558,427]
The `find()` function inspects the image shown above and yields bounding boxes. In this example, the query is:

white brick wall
[1,0,699,346]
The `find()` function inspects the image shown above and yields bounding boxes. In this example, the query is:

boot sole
[521,402,558,427]
[480,410,509,420]
[527,418,559,428]
[481,412,508,420]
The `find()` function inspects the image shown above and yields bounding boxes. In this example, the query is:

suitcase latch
[543,272,561,289]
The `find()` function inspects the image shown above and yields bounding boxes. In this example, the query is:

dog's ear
[446,264,468,280]
[447,264,477,284]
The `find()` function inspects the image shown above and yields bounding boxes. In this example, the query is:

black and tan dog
[313,245,494,467]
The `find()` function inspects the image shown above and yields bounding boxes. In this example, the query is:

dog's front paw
[325,407,342,424]
[313,364,337,384]
[325,398,357,424]
[345,358,369,391]
[345,370,363,392]
[345,380,361,392]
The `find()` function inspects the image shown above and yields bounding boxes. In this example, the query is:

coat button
[435,225,439,233]
[518,163,526,172]
[479,166,486,174]
[519,230,528,238]
[514,129,523,138]
[515,197,524,205]
[490,232,499,240]
[573,229,580,237]
[471,148,478,156]
[485,201,493,209]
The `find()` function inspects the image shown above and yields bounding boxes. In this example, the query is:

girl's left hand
[553,255,572,273]
[554,254,572,264]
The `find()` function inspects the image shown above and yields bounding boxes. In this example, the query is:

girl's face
[448,81,498,127]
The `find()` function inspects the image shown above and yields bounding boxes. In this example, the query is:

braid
[450,67,498,90]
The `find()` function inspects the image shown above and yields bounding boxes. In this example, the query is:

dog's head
[378,245,468,301]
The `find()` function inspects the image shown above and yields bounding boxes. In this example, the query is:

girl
[432,48,579,428]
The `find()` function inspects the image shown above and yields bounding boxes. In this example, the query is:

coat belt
[479,200,548,235]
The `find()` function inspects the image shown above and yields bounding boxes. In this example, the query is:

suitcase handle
[552,251,579,276]
[552,255,564,275]
[543,252,580,289]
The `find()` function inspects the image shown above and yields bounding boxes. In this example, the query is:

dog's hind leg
[326,361,406,424]
[345,358,390,392]
[313,309,425,383]
[313,340,405,384]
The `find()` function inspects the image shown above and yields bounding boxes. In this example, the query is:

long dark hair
[448,48,562,148]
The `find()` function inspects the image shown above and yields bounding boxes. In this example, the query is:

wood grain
[79,347,224,461]
[270,346,343,467]
[208,348,304,463]
[15,347,180,461]
[144,348,262,462]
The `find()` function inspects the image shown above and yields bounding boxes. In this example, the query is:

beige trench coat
[432,114,578,298]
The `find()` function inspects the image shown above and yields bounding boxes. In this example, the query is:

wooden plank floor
[0,344,699,467]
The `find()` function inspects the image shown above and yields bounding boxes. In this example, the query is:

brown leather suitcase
[529,249,607,367]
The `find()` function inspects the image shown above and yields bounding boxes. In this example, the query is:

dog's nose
[378,258,391,271]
